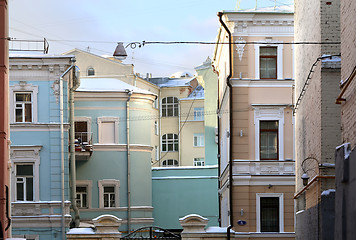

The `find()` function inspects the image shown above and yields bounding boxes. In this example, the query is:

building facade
[213,7,295,239]
[294,0,341,239]
[9,55,74,240]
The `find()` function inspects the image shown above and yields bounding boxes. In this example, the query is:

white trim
[256,193,284,233]
[10,146,42,202]
[254,107,285,160]
[97,117,119,144]
[10,83,39,123]
[98,179,120,208]
[254,41,284,80]
[76,180,92,209]
[232,175,295,185]
[230,79,294,87]
[152,176,218,180]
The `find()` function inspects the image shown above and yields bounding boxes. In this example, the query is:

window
[15,93,32,123]
[98,180,120,208]
[260,47,277,79]
[97,117,119,144]
[194,158,205,166]
[153,99,158,109]
[254,107,284,161]
[260,121,278,160]
[194,108,204,121]
[76,186,88,208]
[10,83,38,123]
[256,193,284,232]
[15,164,34,201]
[155,146,159,161]
[162,159,179,167]
[10,146,41,202]
[87,67,95,76]
[162,134,178,152]
[194,133,204,147]
[162,97,178,117]
[155,121,159,135]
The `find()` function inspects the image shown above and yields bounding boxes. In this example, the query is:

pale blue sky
[9,0,293,77]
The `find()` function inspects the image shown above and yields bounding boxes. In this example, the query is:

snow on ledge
[321,189,335,196]
[206,226,235,233]
[67,228,95,234]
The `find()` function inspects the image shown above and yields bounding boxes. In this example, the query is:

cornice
[230,79,294,87]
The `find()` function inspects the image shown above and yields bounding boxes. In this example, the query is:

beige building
[212,6,295,239]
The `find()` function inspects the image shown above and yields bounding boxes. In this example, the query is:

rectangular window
[76,186,88,208]
[75,121,89,143]
[155,121,159,135]
[260,47,277,79]
[162,134,178,152]
[193,133,204,147]
[194,158,205,166]
[194,108,204,121]
[162,97,178,117]
[260,197,280,232]
[15,164,34,201]
[97,117,119,144]
[260,121,278,160]
[15,92,32,123]
[155,146,159,161]
[103,186,116,208]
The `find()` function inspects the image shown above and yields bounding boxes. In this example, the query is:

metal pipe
[336,65,356,104]
[126,89,132,233]
[293,175,335,199]
[218,11,234,239]
[69,59,80,228]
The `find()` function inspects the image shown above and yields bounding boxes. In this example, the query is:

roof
[181,85,204,100]
[223,5,294,14]
[149,76,196,88]
[76,77,156,95]
[9,52,74,59]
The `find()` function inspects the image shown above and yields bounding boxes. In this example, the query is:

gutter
[126,89,133,233]
[218,11,234,240]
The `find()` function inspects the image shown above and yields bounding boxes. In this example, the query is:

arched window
[161,134,178,152]
[87,67,95,76]
[162,159,179,167]
[161,97,178,117]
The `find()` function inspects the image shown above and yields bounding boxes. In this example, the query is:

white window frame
[10,146,41,202]
[254,41,283,80]
[256,193,284,233]
[97,117,119,144]
[254,107,284,161]
[98,179,120,208]
[155,120,159,135]
[161,97,179,117]
[161,134,178,152]
[193,107,204,121]
[193,133,205,147]
[10,83,38,123]
[194,158,205,166]
[155,146,159,161]
[76,180,92,209]
[75,116,92,143]
[162,159,179,167]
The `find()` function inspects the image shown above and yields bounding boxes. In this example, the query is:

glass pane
[77,187,87,193]
[16,165,33,176]
[104,194,109,207]
[110,194,115,207]
[17,182,24,201]
[26,177,33,201]
[260,47,277,56]
[82,194,87,207]
[260,58,277,78]
[261,121,278,130]
[260,197,279,232]
[25,103,32,122]
[104,186,115,193]
[16,109,23,122]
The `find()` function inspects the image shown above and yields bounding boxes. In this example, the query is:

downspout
[59,59,79,237]
[218,11,234,240]
[126,89,132,233]
[69,58,80,228]
[178,100,181,165]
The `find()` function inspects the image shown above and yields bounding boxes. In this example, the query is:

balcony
[74,132,93,160]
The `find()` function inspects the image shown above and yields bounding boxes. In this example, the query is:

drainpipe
[218,11,234,240]
[69,58,80,228]
[60,59,79,237]
[126,89,132,233]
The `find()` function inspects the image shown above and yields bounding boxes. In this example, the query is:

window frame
[259,47,278,79]
[161,97,179,117]
[256,193,284,233]
[161,134,178,152]
[254,107,284,161]
[193,133,205,147]
[155,120,159,135]
[259,120,279,160]
[193,107,204,121]
[254,42,283,80]
[162,159,179,167]
[87,67,95,76]
[76,180,92,209]
[97,117,119,144]
[98,179,120,208]
[10,83,38,123]
[194,158,205,166]
[10,146,41,202]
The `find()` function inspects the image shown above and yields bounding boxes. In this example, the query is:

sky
[9,0,293,77]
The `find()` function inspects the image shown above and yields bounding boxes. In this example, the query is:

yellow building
[213,6,295,239]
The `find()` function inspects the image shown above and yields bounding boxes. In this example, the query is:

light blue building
[9,55,75,240]
[73,77,157,233]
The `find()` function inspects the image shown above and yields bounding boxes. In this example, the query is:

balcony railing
[74,132,93,160]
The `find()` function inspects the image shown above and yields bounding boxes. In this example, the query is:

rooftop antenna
[86,46,90,53]
[274,0,277,9]
[235,0,241,10]
[255,0,258,10]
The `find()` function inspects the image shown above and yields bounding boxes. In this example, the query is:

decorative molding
[51,79,60,104]
[232,161,295,175]
[232,175,295,186]
[235,37,246,61]
[230,79,294,87]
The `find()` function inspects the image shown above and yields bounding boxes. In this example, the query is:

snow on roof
[67,228,95,235]
[181,85,204,100]
[157,77,196,88]
[76,77,155,95]
[170,71,192,78]
[9,52,73,59]
[321,189,336,196]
